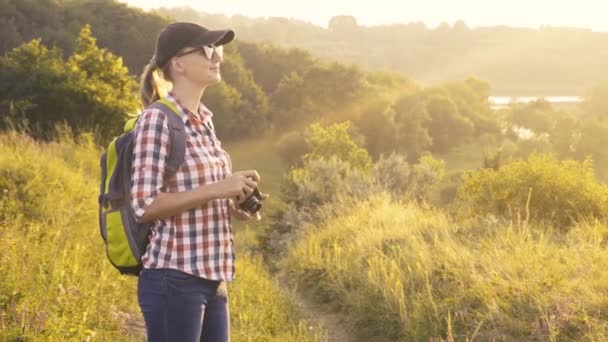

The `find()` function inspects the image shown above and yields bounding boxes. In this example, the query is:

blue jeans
[138,268,230,342]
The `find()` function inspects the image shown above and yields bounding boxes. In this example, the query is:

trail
[292,289,352,342]
[126,290,352,342]
[277,273,353,342]
[123,312,146,342]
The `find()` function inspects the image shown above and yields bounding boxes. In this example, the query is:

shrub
[456,153,608,228]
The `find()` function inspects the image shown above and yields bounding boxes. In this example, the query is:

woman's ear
[170,57,184,75]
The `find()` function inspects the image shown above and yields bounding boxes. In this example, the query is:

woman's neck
[170,82,205,114]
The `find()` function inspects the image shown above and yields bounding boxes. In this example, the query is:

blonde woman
[131,22,261,341]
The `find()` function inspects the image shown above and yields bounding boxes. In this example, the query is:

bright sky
[119,0,608,32]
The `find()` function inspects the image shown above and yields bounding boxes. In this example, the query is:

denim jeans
[138,268,230,342]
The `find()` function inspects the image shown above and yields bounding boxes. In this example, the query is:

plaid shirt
[131,93,235,281]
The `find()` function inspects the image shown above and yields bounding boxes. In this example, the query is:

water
[489,96,582,109]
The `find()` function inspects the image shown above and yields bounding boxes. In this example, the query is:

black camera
[239,187,263,214]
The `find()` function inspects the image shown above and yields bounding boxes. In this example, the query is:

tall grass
[0,131,136,341]
[285,195,608,341]
[0,131,319,341]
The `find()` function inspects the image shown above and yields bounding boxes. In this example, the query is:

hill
[160,7,608,95]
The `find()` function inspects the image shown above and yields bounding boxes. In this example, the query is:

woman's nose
[212,52,223,62]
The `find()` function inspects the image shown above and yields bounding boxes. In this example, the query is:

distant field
[224,133,287,201]
[223,133,289,234]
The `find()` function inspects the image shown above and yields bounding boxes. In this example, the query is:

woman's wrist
[197,182,222,202]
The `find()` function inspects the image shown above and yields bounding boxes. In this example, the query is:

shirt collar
[165,92,213,122]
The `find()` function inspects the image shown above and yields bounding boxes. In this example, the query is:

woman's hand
[228,200,260,221]
[213,170,259,201]
[228,191,270,221]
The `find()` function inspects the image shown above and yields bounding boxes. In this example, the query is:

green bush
[457,153,608,228]
[282,156,374,210]
[265,127,447,257]
[304,121,372,171]
[373,153,446,203]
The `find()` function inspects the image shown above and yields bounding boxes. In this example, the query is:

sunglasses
[177,45,223,60]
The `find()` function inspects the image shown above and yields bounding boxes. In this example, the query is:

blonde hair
[139,61,173,108]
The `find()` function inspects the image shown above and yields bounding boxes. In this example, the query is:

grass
[0,131,137,341]
[285,195,608,341]
[0,131,320,341]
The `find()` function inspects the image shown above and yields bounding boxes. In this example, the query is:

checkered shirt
[130,93,235,281]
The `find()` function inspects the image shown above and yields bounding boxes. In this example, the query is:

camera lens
[247,199,262,213]
[239,187,263,214]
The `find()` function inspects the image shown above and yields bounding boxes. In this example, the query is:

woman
[131,22,261,342]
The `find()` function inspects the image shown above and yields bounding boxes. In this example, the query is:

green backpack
[98,99,186,276]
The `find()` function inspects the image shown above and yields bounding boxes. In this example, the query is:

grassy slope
[0,131,318,341]
[284,196,608,341]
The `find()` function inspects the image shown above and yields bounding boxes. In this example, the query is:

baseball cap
[152,22,235,68]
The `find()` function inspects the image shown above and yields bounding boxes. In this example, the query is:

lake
[489,96,582,109]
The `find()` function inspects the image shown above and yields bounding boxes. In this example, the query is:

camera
[239,187,263,214]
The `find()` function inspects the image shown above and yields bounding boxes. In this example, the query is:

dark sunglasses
[176,45,223,60]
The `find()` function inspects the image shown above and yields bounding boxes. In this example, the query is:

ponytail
[139,59,173,109]
[140,62,159,109]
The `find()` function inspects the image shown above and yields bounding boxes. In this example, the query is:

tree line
[160,7,608,95]
[1,0,607,175]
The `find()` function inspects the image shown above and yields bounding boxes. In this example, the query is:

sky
[119,0,608,32]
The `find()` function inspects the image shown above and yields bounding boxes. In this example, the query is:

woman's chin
[207,74,222,84]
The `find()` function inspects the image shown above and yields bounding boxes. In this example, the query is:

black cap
[152,22,235,68]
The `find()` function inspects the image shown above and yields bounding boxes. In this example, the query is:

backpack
[98,99,186,276]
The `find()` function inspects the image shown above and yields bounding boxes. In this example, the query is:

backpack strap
[148,99,186,177]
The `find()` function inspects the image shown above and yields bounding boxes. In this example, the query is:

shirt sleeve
[131,108,170,222]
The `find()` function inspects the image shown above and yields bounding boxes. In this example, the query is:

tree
[453,20,470,33]
[67,25,139,137]
[425,94,474,152]
[301,62,368,112]
[0,0,170,75]
[0,26,139,143]
[268,61,369,130]
[574,119,608,166]
[354,101,397,159]
[203,82,242,135]
[304,121,372,171]
[0,17,22,52]
[0,39,68,133]
[443,77,499,137]
[236,42,315,94]
[550,114,578,158]
[393,94,432,161]
[269,72,308,127]
[585,82,608,119]
[508,99,555,134]
[328,15,358,34]
[206,53,269,139]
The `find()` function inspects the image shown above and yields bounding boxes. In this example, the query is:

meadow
[0,131,320,341]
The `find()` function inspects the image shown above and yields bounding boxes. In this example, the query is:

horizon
[118,0,608,32]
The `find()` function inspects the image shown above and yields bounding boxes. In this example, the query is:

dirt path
[125,276,353,342]
[126,290,351,342]
[123,312,147,341]
[290,287,352,342]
